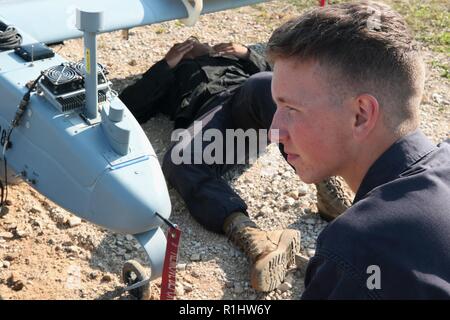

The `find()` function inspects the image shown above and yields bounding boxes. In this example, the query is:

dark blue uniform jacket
[302,130,450,299]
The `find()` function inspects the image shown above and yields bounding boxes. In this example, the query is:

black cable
[9,73,43,131]
[0,176,4,208]
[1,73,43,209]
[0,20,22,208]
[0,21,22,51]
[1,158,7,209]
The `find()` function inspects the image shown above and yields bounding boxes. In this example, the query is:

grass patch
[287,0,449,54]
[155,27,166,35]
[392,0,449,53]
[175,20,185,28]
[431,60,450,79]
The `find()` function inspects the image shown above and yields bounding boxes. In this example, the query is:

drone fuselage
[0,19,171,279]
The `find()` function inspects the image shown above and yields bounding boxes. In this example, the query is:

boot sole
[317,195,350,221]
[250,229,300,292]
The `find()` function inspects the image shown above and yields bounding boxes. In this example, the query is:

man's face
[270,58,354,184]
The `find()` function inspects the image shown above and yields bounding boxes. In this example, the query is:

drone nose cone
[89,156,171,234]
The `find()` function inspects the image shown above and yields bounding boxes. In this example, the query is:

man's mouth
[286,153,299,163]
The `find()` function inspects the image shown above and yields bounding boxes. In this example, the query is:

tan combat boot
[315,176,353,221]
[223,212,300,292]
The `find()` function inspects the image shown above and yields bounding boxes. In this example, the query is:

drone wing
[0,0,269,44]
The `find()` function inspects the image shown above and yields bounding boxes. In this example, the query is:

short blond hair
[267,1,425,135]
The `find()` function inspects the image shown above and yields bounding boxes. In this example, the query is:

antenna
[30,44,34,66]
[75,9,104,122]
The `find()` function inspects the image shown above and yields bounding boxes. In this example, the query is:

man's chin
[294,169,329,185]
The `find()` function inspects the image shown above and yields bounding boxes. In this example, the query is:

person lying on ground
[119,37,352,292]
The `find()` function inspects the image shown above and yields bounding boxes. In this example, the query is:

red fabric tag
[160,226,182,300]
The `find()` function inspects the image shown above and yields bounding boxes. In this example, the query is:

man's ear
[352,94,380,141]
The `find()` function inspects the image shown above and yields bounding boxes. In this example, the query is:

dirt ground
[0,0,448,300]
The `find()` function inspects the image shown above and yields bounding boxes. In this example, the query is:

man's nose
[269,110,288,144]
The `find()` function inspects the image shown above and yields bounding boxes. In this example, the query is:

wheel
[122,260,151,300]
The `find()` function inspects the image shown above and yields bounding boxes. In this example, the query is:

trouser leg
[230,71,276,131]
[163,72,279,234]
[163,103,247,234]
[224,73,301,292]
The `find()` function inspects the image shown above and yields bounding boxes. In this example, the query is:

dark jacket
[302,131,450,299]
[119,48,270,129]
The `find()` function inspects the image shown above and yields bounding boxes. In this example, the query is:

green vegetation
[393,0,449,54]
[431,60,450,79]
[155,27,166,35]
[175,20,185,28]
[288,0,449,55]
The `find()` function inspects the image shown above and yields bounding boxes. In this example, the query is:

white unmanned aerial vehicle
[0,0,269,299]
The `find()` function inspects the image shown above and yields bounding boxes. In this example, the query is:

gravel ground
[0,1,448,300]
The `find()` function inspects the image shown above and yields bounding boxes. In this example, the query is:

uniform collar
[353,130,436,204]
